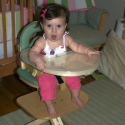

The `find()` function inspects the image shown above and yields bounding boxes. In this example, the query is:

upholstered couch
[34,7,108,50]
[68,7,108,50]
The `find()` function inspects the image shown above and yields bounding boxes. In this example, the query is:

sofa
[69,7,108,50]
[34,7,108,50]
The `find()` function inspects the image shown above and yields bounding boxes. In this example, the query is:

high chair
[16,21,100,125]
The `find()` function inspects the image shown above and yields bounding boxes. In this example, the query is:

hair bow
[40,9,47,18]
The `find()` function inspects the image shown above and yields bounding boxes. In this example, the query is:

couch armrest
[86,7,108,31]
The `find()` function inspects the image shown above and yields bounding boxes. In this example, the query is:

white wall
[95,0,125,34]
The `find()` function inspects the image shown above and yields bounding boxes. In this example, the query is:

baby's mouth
[51,35,56,40]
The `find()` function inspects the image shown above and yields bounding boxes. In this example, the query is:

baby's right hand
[35,58,46,71]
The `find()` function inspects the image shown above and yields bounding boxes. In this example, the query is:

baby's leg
[66,76,84,108]
[44,100,57,117]
[37,73,58,116]
[71,88,84,108]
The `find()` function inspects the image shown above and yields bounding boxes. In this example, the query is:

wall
[95,0,125,34]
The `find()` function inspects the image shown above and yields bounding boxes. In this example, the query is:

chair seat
[69,24,107,46]
[17,68,38,86]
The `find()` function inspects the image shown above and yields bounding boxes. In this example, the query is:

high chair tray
[20,49,100,76]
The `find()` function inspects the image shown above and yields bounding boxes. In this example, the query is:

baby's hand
[35,58,46,70]
[88,51,101,59]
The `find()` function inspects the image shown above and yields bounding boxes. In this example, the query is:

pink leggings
[37,72,81,101]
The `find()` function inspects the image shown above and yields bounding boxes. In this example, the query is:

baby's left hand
[88,51,101,59]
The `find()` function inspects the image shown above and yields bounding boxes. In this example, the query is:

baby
[29,3,100,117]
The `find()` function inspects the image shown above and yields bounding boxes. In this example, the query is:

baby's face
[41,17,67,42]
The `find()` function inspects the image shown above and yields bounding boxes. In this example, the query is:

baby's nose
[52,27,57,32]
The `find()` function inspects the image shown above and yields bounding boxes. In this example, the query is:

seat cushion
[17,68,38,86]
[69,11,87,25]
[69,24,107,46]
[98,30,125,89]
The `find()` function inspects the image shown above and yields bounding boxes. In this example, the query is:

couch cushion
[69,12,87,25]
[86,7,108,30]
[69,12,79,24]
[78,11,87,24]
[98,30,125,89]
[69,24,107,46]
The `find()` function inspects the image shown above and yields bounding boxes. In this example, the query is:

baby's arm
[66,35,100,58]
[28,37,46,70]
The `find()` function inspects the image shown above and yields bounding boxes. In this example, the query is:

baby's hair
[38,3,70,31]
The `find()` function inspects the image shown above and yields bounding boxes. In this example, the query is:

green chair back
[17,21,42,88]
[19,21,42,51]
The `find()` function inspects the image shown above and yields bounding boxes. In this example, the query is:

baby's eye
[47,24,52,28]
[57,25,61,28]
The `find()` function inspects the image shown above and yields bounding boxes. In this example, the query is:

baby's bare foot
[72,97,84,108]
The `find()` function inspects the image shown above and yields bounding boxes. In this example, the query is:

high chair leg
[50,117,64,125]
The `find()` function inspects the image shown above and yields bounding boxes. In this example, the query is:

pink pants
[37,72,81,101]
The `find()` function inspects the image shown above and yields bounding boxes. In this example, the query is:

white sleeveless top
[40,32,68,58]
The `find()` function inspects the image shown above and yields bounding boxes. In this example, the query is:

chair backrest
[17,21,43,89]
[19,21,42,51]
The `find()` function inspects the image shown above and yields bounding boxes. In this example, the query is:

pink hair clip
[40,9,47,18]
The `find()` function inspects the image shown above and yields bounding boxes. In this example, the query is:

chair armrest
[86,7,108,31]
[98,12,108,32]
